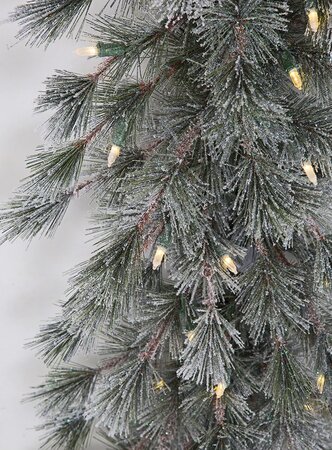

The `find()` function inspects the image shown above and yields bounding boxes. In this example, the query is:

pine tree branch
[237,246,309,344]
[37,71,98,140]
[177,307,243,389]
[11,0,96,46]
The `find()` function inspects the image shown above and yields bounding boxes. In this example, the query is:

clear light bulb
[289,68,303,90]
[220,255,238,275]
[75,45,99,57]
[108,144,121,167]
[214,383,226,399]
[154,379,166,391]
[152,245,166,270]
[187,330,195,342]
[302,161,317,185]
[317,373,325,394]
[307,8,319,33]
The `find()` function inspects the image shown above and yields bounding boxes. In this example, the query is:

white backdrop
[0,1,107,448]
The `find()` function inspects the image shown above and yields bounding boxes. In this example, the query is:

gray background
[0,1,106,448]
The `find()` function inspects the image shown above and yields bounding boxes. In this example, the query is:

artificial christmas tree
[2,0,332,448]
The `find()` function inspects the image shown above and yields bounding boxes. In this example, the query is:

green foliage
[95,359,156,437]
[228,151,327,244]
[11,0,94,46]
[178,307,243,389]
[24,143,85,197]
[289,94,332,159]
[3,0,332,448]
[137,389,191,449]
[0,192,71,242]
[237,252,309,343]
[70,220,143,321]
[29,316,88,365]
[313,239,332,293]
[137,291,186,360]
[88,14,185,79]
[37,71,97,140]
[263,343,312,421]
[199,1,288,66]
[30,366,97,415]
[38,412,94,450]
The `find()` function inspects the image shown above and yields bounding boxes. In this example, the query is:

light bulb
[152,245,166,270]
[289,68,303,90]
[307,8,319,33]
[302,161,317,185]
[220,255,238,275]
[304,403,314,412]
[317,373,325,394]
[108,144,121,167]
[187,330,195,342]
[214,383,226,399]
[154,379,166,391]
[75,45,99,57]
